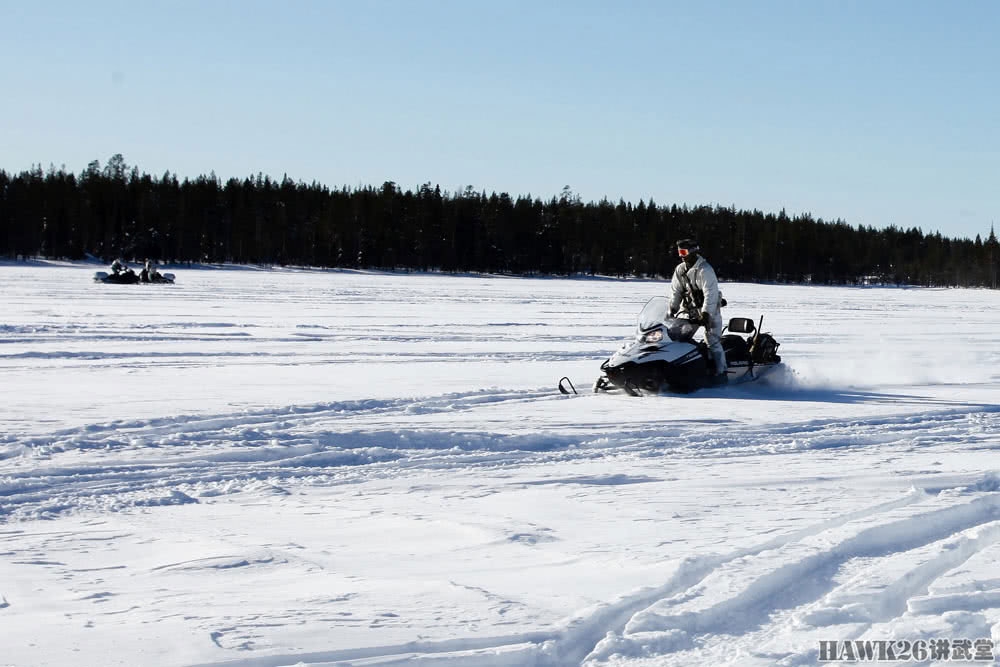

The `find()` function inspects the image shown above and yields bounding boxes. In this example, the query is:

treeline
[2,155,998,287]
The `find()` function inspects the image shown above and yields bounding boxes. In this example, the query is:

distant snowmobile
[94,268,139,284]
[94,270,175,284]
[140,270,175,284]
[559,296,782,396]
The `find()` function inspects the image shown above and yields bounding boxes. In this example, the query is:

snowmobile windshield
[637,297,671,331]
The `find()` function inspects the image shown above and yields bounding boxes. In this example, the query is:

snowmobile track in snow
[181,479,1000,667]
[7,389,1000,665]
[3,389,1000,522]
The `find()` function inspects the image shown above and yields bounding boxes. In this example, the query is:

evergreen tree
[1,155,997,288]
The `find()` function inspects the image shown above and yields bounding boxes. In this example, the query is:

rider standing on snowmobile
[668,239,727,383]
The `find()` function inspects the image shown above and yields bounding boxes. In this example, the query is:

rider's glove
[700,312,712,328]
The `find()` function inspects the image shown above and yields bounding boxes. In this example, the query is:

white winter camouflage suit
[668,255,726,375]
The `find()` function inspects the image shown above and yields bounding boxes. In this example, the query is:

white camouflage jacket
[668,256,722,318]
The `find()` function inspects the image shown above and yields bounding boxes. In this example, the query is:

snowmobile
[140,270,175,284]
[93,270,175,284]
[558,296,782,396]
[94,269,140,284]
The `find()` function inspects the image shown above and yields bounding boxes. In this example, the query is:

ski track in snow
[5,264,1000,667]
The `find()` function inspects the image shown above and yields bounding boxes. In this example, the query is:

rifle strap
[679,264,699,313]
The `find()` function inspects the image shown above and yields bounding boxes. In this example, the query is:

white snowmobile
[558,296,782,396]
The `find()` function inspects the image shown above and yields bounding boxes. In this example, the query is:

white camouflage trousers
[705,315,726,375]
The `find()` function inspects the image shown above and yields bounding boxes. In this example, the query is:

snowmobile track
[180,480,1000,667]
[4,394,1000,522]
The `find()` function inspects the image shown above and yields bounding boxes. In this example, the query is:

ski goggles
[677,247,697,257]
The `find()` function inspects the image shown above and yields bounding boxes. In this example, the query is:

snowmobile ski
[558,377,578,395]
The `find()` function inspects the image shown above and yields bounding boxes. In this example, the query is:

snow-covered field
[3,261,1000,667]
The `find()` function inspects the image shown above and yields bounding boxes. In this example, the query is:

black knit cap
[676,239,700,252]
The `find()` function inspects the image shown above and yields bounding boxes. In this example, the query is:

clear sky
[2,0,998,240]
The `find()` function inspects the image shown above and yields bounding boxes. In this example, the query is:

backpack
[750,333,780,363]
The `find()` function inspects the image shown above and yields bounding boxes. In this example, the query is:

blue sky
[2,0,998,240]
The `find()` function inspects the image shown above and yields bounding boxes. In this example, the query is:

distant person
[668,239,727,384]
[110,258,126,275]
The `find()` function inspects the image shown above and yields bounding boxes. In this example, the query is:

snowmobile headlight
[643,329,663,343]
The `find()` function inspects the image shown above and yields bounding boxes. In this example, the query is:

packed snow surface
[3,261,1000,667]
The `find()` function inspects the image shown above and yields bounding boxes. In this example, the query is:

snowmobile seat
[726,317,755,334]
